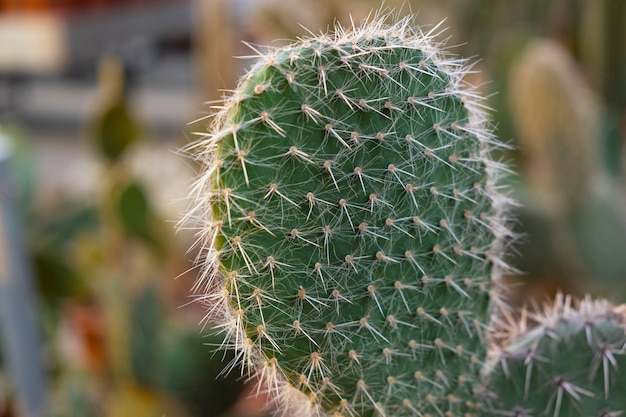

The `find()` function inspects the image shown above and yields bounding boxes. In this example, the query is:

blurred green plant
[93,56,141,163]
[159,329,246,417]
[2,54,248,417]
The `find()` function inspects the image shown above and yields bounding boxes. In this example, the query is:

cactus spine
[187,13,510,417]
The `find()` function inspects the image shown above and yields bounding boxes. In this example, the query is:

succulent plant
[482,295,626,417]
[508,40,601,215]
[508,39,626,300]
[186,12,511,417]
[185,9,626,417]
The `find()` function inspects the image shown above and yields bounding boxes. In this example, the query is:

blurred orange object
[59,301,108,375]
[0,0,49,12]
[0,0,184,13]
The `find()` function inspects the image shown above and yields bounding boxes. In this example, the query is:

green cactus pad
[189,14,509,417]
[482,296,626,417]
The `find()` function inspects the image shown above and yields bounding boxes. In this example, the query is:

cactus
[508,39,601,215]
[187,12,511,417]
[481,295,626,417]
[183,9,626,417]
[508,39,626,300]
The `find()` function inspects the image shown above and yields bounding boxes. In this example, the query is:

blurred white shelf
[18,79,198,133]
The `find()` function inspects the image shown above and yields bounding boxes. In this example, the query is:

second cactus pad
[197,17,506,417]
[483,297,626,417]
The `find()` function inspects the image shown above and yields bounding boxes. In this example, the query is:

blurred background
[0,0,624,416]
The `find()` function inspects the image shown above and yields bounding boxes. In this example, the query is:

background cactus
[508,40,601,216]
[188,12,511,417]
[507,39,626,302]
[481,295,626,417]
